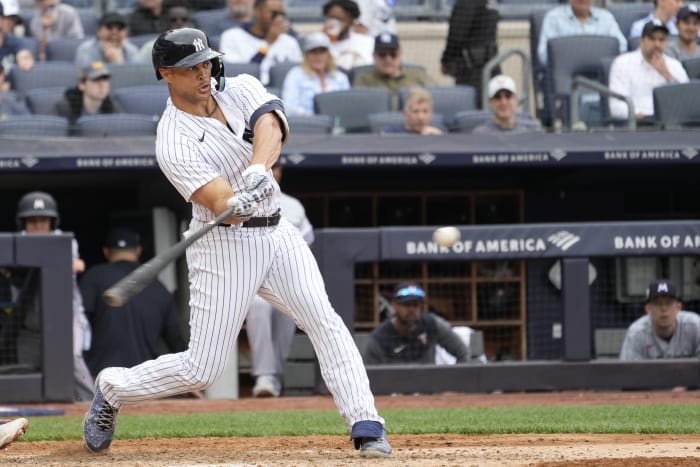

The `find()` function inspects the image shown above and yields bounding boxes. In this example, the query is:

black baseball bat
[103,205,236,307]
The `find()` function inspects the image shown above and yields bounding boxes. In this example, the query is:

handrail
[570,75,636,131]
[482,48,531,111]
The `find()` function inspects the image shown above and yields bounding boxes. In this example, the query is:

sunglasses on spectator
[492,90,514,100]
[104,22,125,30]
[376,50,398,59]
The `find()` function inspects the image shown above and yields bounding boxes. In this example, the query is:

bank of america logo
[547,230,580,251]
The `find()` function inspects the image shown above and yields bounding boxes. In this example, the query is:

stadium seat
[495,0,558,21]
[24,87,66,116]
[45,37,84,62]
[367,111,446,134]
[76,8,99,37]
[285,0,325,22]
[546,35,619,127]
[450,109,493,133]
[265,86,281,97]
[112,85,170,119]
[653,81,700,129]
[8,62,79,97]
[192,8,228,37]
[221,62,261,79]
[682,57,700,80]
[268,61,300,89]
[0,115,69,137]
[108,63,159,90]
[287,114,334,134]
[73,114,158,137]
[397,85,477,130]
[129,33,158,49]
[606,2,650,50]
[392,0,440,21]
[313,87,391,133]
[62,0,91,8]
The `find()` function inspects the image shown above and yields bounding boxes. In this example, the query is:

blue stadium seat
[450,109,493,133]
[45,37,84,62]
[397,85,477,130]
[24,87,66,116]
[9,62,79,97]
[268,61,300,89]
[129,33,158,49]
[314,87,391,133]
[77,8,99,37]
[682,57,700,80]
[73,114,158,137]
[222,62,261,79]
[286,0,325,22]
[192,8,232,38]
[607,2,650,50]
[653,81,700,130]
[0,115,69,137]
[108,63,159,90]
[287,114,334,134]
[112,85,170,119]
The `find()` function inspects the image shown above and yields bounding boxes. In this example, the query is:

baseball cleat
[357,430,392,458]
[83,384,119,453]
[252,375,281,397]
[0,418,29,449]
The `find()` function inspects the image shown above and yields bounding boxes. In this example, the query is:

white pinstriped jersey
[155,74,281,221]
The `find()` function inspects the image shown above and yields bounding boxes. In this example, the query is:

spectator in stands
[30,0,84,61]
[0,0,23,37]
[354,0,395,37]
[362,283,468,364]
[440,0,499,102]
[537,0,627,66]
[137,0,193,63]
[322,0,373,71]
[0,0,34,72]
[381,87,445,135]
[352,32,434,111]
[609,20,689,121]
[630,0,682,41]
[665,4,700,60]
[79,227,187,378]
[281,31,349,116]
[127,0,163,37]
[75,12,139,69]
[55,61,120,124]
[473,75,542,134]
[620,279,700,360]
[201,0,254,38]
[14,190,94,400]
[0,63,29,117]
[246,162,313,397]
[218,0,302,86]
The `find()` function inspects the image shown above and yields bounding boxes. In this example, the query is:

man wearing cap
[472,74,542,134]
[79,227,187,378]
[75,11,139,69]
[219,0,302,86]
[362,283,469,364]
[620,279,700,360]
[537,0,627,65]
[0,0,35,72]
[56,60,120,124]
[630,0,682,40]
[609,19,689,121]
[352,32,434,111]
[665,4,700,60]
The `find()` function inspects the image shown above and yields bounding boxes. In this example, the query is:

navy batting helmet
[16,191,60,230]
[152,28,224,85]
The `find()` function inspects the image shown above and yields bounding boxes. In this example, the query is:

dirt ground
[3,390,700,466]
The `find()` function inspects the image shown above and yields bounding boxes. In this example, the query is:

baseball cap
[488,74,517,98]
[79,61,111,81]
[0,0,19,17]
[99,11,127,28]
[391,283,425,303]
[677,4,700,21]
[374,32,400,52]
[645,279,681,303]
[302,32,331,52]
[641,19,670,38]
[105,227,141,249]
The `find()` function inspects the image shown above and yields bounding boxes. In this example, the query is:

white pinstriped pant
[98,217,384,429]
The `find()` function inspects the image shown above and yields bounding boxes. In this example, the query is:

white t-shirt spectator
[328,30,374,71]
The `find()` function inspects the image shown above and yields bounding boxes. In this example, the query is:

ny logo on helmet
[193,38,205,52]
[33,199,45,210]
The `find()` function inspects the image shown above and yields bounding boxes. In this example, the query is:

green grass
[20,403,700,442]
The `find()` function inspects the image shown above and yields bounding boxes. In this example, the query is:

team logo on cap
[193,38,205,52]
[657,282,669,293]
[33,198,45,210]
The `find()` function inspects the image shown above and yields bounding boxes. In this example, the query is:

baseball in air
[433,226,460,247]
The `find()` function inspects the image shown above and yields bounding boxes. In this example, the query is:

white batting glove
[226,192,257,218]
[243,164,274,202]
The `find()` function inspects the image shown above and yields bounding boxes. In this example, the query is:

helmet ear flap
[212,57,224,90]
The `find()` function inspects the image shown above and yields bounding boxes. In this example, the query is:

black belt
[218,211,281,228]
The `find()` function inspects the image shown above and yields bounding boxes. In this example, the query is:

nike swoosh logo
[198,131,205,142]
[393,345,406,354]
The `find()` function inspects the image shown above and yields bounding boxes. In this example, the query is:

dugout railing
[312,221,700,394]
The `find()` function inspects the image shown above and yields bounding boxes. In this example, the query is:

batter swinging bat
[103,205,236,307]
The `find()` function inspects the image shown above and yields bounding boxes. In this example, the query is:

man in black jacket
[55,61,120,125]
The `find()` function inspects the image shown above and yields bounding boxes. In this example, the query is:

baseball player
[246,163,314,398]
[15,191,94,401]
[0,418,28,449]
[82,28,391,458]
[620,279,700,360]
